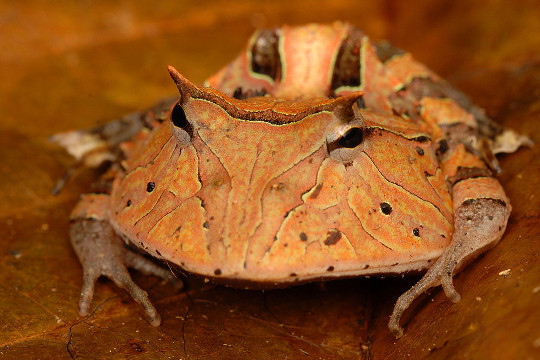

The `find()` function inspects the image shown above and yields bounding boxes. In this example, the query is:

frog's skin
[60,22,528,338]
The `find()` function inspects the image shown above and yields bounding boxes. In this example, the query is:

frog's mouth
[157,252,433,290]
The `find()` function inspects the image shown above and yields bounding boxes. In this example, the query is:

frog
[54,22,530,338]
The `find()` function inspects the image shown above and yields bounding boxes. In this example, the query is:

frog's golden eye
[326,120,365,162]
[170,103,193,147]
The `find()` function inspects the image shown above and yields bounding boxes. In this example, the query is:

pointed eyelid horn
[168,65,203,105]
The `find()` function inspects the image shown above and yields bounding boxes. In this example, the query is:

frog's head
[168,66,366,165]
[163,66,391,278]
[115,67,448,284]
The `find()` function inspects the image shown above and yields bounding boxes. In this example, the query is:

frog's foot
[70,219,183,326]
[388,197,510,338]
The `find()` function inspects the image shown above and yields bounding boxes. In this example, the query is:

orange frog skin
[55,22,530,338]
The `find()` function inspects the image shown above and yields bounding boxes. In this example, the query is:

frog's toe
[441,259,462,303]
[78,268,99,316]
[70,219,175,326]
[388,259,447,338]
[107,264,162,326]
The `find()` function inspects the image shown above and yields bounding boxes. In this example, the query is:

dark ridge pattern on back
[331,28,364,91]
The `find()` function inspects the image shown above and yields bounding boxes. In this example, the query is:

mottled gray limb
[388,198,509,338]
[70,219,182,326]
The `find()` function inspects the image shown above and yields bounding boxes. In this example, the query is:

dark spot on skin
[488,215,493,220]
[200,200,206,208]
[364,265,369,269]
[233,87,243,99]
[146,182,155,192]
[391,263,399,266]
[203,221,210,229]
[284,243,288,247]
[233,87,268,100]
[155,249,161,256]
[324,230,342,246]
[299,232,308,241]
[373,40,406,63]
[416,147,425,156]
[327,266,335,272]
[498,226,502,231]
[356,96,365,109]
[380,202,392,215]
[413,228,420,237]
[450,167,494,186]
[462,198,506,208]
[290,273,297,277]
[438,139,449,154]
[214,269,222,276]
[441,234,446,238]
[273,236,277,242]
[309,183,324,199]
[414,135,430,143]
[126,200,132,207]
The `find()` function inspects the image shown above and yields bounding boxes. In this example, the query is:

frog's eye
[326,120,366,162]
[250,29,281,82]
[170,103,193,147]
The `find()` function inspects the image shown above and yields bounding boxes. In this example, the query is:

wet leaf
[1,1,538,359]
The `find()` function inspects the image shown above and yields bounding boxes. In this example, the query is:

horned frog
[54,22,530,338]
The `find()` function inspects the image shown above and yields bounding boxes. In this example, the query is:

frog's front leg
[388,147,511,338]
[70,194,182,326]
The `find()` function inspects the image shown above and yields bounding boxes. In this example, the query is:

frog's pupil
[339,127,364,148]
[171,104,193,137]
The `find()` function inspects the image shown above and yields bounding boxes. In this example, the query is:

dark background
[1,1,539,359]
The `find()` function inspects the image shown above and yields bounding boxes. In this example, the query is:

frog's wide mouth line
[160,255,432,290]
